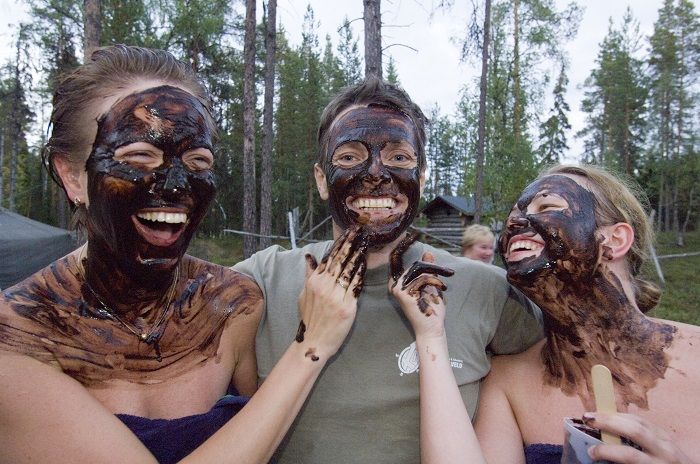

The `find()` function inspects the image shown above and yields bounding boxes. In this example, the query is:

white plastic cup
[560,417,613,464]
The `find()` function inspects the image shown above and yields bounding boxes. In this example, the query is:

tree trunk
[512,0,521,144]
[83,0,101,61]
[9,36,23,212]
[474,0,491,224]
[259,0,277,250]
[242,0,257,258]
[363,0,382,79]
[657,175,664,233]
[0,132,4,208]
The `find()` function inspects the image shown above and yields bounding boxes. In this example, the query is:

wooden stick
[591,364,621,445]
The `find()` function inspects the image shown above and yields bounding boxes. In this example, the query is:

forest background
[0,0,698,322]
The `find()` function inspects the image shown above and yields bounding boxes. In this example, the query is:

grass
[188,230,700,325]
[644,230,700,325]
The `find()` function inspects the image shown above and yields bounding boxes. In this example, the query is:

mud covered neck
[534,269,677,410]
[79,243,180,318]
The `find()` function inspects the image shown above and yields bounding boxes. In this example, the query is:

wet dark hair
[317,77,428,169]
[43,44,215,190]
[542,164,662,313]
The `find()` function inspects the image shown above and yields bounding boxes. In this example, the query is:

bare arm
[0,229,367,464]
[0,353,158,464]
[473,358,527,464]
[390,252,486,464]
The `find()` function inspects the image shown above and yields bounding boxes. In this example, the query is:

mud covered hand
[584,412,693,464]
[389,251,454,340]
[296,227,368,362]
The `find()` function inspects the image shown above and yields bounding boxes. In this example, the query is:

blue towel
[524,443,563,464]
[116,393,249,464]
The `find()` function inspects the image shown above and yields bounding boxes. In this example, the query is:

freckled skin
[0,85,261,385]
[323,106,422,246]
[500,175,676,409]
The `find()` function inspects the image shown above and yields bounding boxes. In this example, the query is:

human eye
[383,143,416,168]
[114,143,163,168]
[332,143,366,167]
[533,193,567,213]
[183,148,214,171]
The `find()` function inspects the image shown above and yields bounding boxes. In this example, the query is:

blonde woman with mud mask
[0,45,367,464]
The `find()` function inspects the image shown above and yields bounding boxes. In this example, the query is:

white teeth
[352,198,396,209]
[509,240,542,253]
[137,212,188,224]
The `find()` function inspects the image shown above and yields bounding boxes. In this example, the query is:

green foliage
[385,55,400,85]
[336,17,362,86]
[644,230,700,325]
[537,62,570,165]
[579,10,649,175]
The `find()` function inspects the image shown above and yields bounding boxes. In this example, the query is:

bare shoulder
[660,319,700,375]
[487,339,546,388]
[182,255,263,317]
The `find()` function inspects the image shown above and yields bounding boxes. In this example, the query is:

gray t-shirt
[233,240,542,464]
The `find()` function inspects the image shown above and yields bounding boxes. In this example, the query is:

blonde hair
[461,224,495,253]
[541,164,661,312]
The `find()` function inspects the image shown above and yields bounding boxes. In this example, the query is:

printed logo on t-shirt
[396,342,420,375]
[395,341,464,375]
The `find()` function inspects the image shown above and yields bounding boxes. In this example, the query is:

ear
[419,168,426,196]
[314,163,329,201]
[53,154,88,207]
[599,222,634,261]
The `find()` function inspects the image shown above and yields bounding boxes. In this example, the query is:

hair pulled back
[44,44,215,188]
[542,164,662,312]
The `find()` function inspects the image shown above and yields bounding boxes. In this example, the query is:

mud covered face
[85,85,215,275]
[499,175,600,286]
[323,106,422,246]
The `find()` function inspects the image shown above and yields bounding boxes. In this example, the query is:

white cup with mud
[561,417,611,464]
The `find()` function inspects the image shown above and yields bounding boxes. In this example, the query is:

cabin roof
[422,195,475,216]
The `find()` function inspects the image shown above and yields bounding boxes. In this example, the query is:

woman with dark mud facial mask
[468,164,700,464]
[0,45,365,464]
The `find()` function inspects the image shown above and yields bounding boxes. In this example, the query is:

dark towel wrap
[116,393,248,464]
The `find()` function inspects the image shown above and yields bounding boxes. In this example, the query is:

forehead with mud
[323,106,422,246]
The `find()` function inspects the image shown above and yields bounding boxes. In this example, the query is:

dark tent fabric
[0,208,79,289]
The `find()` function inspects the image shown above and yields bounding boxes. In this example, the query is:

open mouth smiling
[506,235,545,262]
[131,209,189,248]
[347,195,406,223]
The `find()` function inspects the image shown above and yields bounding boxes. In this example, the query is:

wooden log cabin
[416,195,478,252]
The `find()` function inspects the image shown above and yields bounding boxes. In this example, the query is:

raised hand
[584,412,693,464]
[389,248,454,340]
[296,227,368,361]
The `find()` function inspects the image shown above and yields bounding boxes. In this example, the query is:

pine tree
[537,61,571,165]
[337,17,362,86]
[385,55,399,85]
[579,10,648,175]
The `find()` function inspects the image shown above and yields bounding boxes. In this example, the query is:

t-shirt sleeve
[231,254,258,280]
[231,250,269,302]
[488,286,543,355]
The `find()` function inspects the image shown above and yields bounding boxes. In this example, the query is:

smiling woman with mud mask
[0,45,367,464]
[469,164,700,463]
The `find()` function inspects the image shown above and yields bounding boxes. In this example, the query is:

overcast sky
[0,0,678,161]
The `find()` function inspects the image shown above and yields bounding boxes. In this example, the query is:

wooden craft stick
[591,364,622,445]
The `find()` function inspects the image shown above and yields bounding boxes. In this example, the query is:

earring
[74,197,82,206]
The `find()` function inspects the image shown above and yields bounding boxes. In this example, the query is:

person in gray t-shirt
[234,77,542,464]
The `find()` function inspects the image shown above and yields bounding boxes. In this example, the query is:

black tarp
[0,208,79,289]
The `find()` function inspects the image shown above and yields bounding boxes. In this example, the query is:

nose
[506,214,530,230]
[363,152,391,187]
[152,160,191,197]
